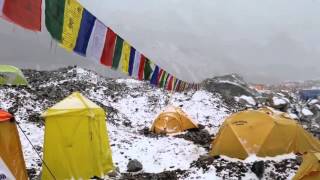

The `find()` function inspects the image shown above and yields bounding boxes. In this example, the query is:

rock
[251,161,265,179]
[270,96,289,111]
[236,95,257,107]
[202,74,257,110]
[301,108,314,120]
[174,128,213,149]
[107,167,120,177]
[127,159,143,172]
[296,156,303,165]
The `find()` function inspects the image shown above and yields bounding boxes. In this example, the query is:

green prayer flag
[45,0,66,42]
[160,71,167,88]
[112,36,124,69]
[144,59,153,80]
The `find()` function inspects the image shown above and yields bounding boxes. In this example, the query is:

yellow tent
[294,152,320,180]
[151,106,198,134]
[211,108,320,159]
[41,92,114,180]
[0,110,28,180]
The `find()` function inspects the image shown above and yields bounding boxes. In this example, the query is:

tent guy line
[15,120,57,180]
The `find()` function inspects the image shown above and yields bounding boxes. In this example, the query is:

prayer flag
[131,51,141,79]
[86,20,107,63]
[112,36,124,69]
[144,58,153,80]
[100,28,116,67]
[138,55,146,80]
[61,0,84,51]
[150,66,159,86]
[3,0,42,31]
[74,9,96,56]
[119,41,131,74]
[0,0,4,16]
[45,0,65,41]
[167,75,174,91]
[128,47,136,76]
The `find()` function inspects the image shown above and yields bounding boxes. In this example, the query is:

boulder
[236,95,257,107]
[202,74,257,98]
[270,96,289,111]
[127,159,143,172]
[251,161,265,179]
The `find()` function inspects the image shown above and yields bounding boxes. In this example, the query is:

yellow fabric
[294,152,320,180]
[42,92,114,180]
[151,106,198,134]
[61,0,83,51]
[212,124,248,159]
[119,41,131,74]
[211,108,320,159]
[0,121,28,180]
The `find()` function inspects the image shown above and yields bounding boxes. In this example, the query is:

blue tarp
[299,89,320,100]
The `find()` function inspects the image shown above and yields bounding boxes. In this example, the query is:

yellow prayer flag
[119,41,131,74]
[61,0,84,51]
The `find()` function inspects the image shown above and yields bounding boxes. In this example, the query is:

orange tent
[0,110,28,180]
[211,108,320,159]
[151,106,198,134]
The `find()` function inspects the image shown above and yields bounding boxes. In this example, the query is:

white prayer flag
[86,20,107,64]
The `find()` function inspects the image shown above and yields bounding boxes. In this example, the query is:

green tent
[0,65,28,86]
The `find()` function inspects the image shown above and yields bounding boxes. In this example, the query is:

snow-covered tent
[211,108,320,159]
[151,106,198,134]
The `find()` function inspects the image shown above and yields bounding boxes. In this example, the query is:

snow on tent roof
[42,92,101,117]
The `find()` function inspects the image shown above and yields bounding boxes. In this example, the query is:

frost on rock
[272,97,288,106]
[302,108,314,117]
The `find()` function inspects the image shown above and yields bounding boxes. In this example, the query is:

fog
[1,0,320,83]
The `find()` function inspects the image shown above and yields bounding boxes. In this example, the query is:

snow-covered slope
[0,67,300,180]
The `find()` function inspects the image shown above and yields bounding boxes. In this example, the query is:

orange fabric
[0,110,12,122]
[0,119,28,180]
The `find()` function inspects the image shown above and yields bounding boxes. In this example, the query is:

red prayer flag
[101,28,117,67]
[157,69,164,86]
[138,55,146,80]
[167,76,174,91]
[2,0,42,31]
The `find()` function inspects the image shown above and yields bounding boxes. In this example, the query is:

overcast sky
[0,0,320,83]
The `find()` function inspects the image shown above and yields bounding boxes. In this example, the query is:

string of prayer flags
[44,0,199,91]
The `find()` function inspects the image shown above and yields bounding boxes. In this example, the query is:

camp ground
[1,0,320,180]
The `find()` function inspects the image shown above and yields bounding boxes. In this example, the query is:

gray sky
[0,0,320,83]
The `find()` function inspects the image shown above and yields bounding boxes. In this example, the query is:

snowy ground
[0,67,302,179]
